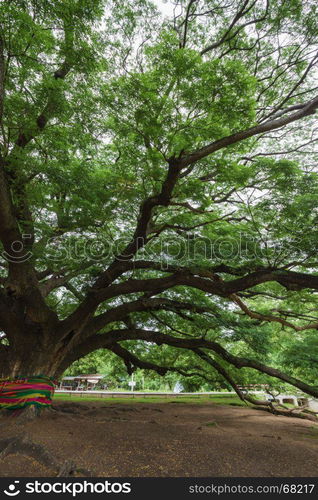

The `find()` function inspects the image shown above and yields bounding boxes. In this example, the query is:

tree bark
[1,353,55,379]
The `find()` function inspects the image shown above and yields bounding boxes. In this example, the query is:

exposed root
[0,406,54,422]
[240,394,318,423]
[0,434,92,477]
[251,405,318,422]
[52,403,89,414]
[0,404,86,422]
[15,405,49,422]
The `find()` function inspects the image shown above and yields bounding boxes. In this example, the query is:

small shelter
[59,374,104,390]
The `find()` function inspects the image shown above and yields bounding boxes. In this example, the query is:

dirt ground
[0,400,318,477]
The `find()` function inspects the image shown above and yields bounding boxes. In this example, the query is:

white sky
[153,0,177,17]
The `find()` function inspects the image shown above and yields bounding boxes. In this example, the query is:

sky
[153,0,177,17]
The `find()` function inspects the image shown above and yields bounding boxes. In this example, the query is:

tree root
[239,393,318,423]
[0,405,55,423]
[0,404,85,422]
[52,403,90,414]
[0,434,92,477]
[251,404,318,422]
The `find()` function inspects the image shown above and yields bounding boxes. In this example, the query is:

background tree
[1,0,318,414]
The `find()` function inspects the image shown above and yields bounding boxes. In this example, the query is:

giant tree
[1,0,318,415]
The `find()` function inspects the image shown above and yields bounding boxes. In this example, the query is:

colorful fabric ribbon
[0,375,55,410]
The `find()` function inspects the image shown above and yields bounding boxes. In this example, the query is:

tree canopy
[1,0,318,407]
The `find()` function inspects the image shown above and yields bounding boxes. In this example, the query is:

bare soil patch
[0,401,317,477]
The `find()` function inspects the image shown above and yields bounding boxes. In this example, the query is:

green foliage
[103,40,256,158]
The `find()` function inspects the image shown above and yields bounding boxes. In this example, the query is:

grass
[53,393,247,406]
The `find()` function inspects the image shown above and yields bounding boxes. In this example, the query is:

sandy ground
[0,401,318,477]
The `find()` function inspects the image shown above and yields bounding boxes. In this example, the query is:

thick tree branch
[0,34,4,126]
[177,95,318,168]
[200,0,269,55]
[60,263,318,336]
[231,293,318,332]
[81,296,214,340]
[0,164,57,323]
[14,24,73,150]
[61,158,184,331]
[60,327,318,398]
[180,0,198,49]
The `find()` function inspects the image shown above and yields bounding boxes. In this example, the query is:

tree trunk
[1,343,59,379]
[0,334,66,417]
